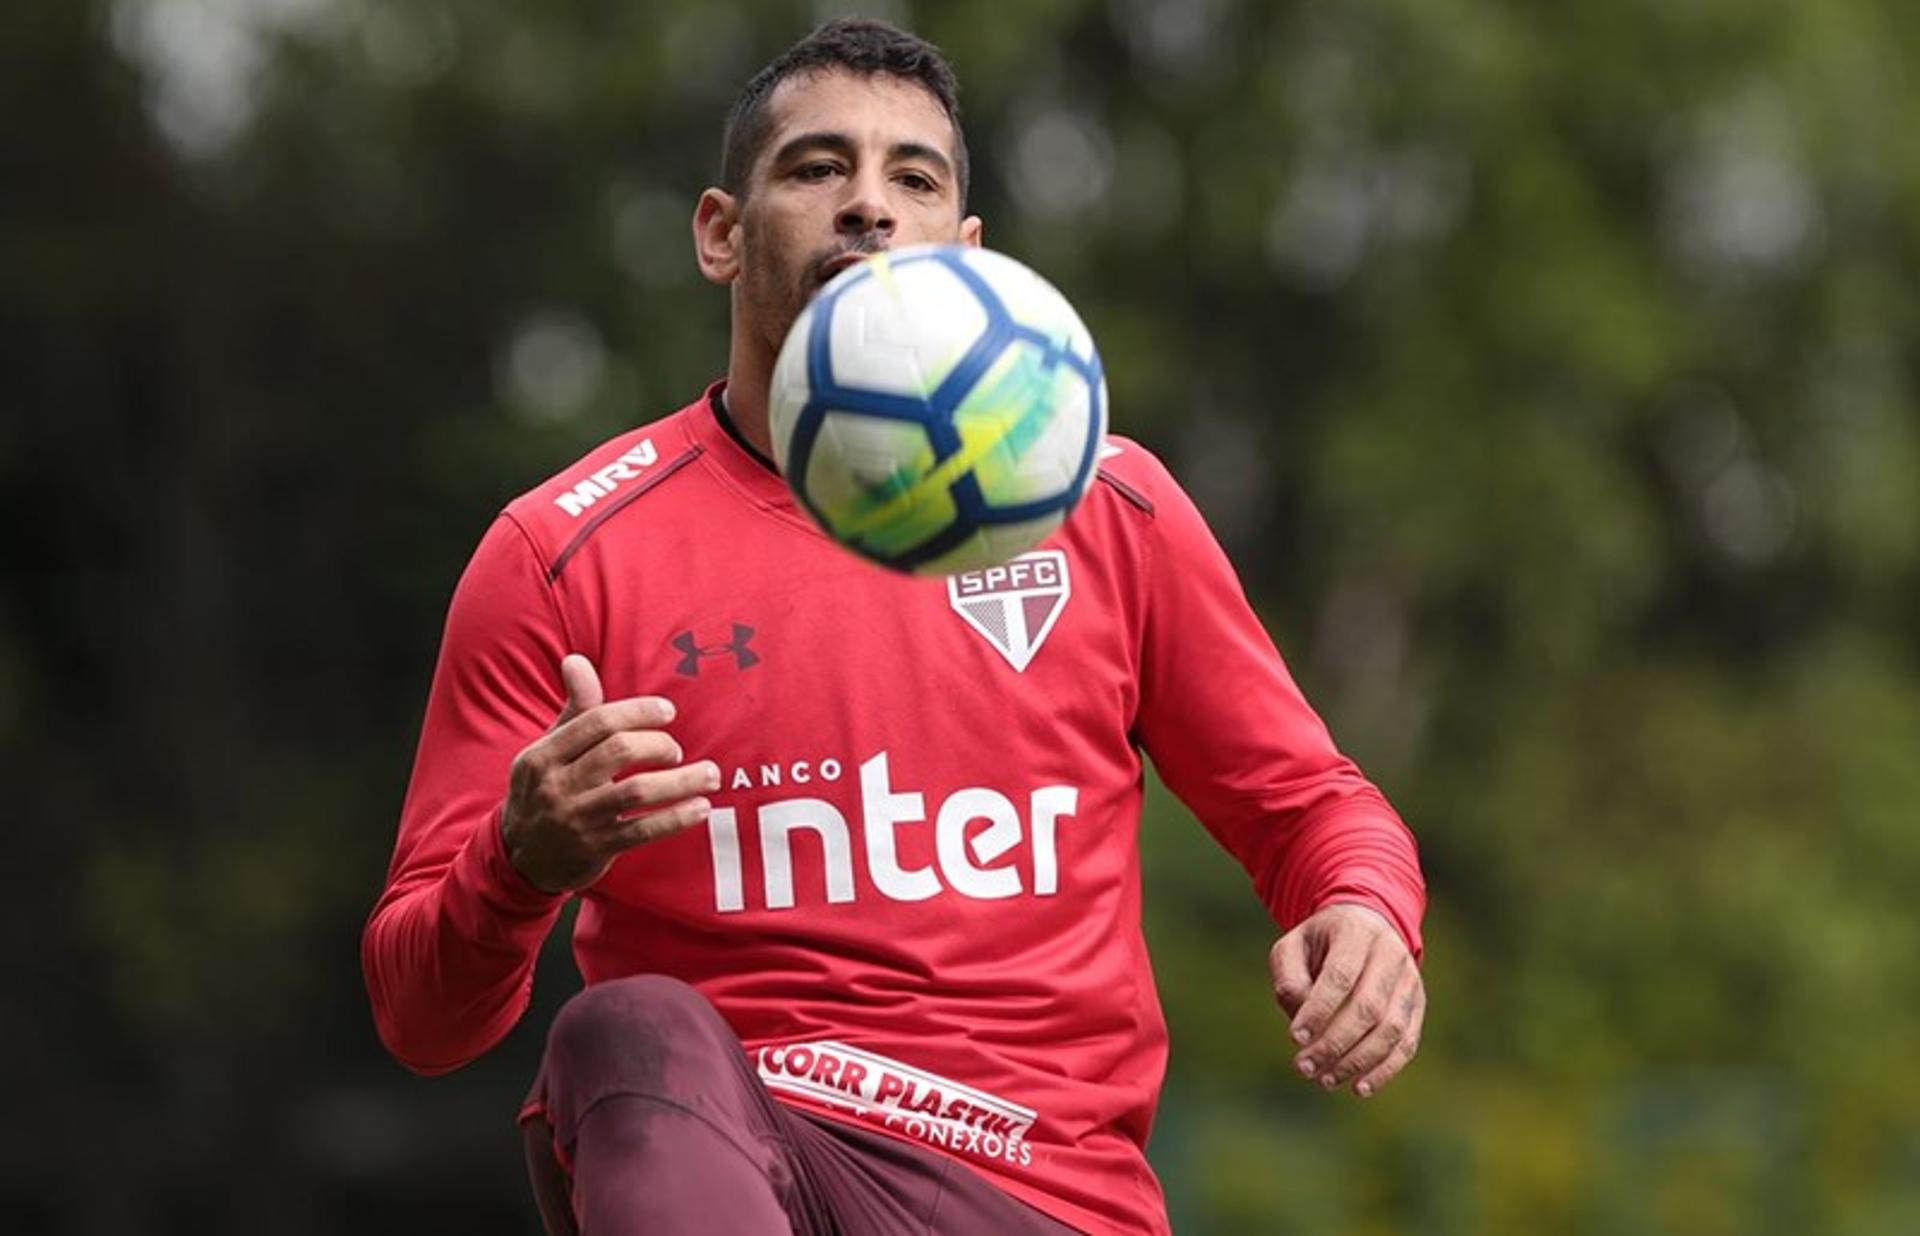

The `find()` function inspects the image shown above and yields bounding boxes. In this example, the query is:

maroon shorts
[519,976,1078,1235]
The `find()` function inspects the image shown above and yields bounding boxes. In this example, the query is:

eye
[794,161,844,183]
[896,171,938,193]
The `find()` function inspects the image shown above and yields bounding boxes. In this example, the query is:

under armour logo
[672,624,760,676]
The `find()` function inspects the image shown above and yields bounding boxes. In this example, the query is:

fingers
[1350,981,1425,1099]
[613,794,717,847]
[1287,929,1373,1051]
[578,760,722,829]
[544,696,679,764]
[1306,961,1420,1095]
[1281,909,1426,1099]
[568,762,720,864]
[501,657,719,893]
[564,728,686,793]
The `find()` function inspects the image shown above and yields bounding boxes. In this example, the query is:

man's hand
[1269,904,1425,1099]
[501,654,721,894]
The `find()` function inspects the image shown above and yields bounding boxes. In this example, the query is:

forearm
[362,807,567,1074]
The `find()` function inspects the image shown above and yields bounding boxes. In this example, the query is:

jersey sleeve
[361,514,574,1073]
[1129,459,1425,958]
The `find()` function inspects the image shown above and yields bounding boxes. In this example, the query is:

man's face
[723,69,982,355]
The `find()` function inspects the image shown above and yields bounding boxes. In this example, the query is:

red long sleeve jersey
[364,386,1425,1235]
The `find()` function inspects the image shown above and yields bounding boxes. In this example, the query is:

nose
[835,167,896,239]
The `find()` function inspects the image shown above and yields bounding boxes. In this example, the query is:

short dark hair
[720,18,970,209]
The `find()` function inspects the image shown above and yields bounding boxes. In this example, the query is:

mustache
[809,233,889,284]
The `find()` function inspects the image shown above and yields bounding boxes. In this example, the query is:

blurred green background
[6,0,1919,1232]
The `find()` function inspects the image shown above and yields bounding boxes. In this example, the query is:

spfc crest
[947,550,1070,673]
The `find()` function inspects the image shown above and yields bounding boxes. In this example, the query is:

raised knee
[544,976,731,1094]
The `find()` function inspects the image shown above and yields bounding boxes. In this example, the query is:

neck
[722,327,777,461]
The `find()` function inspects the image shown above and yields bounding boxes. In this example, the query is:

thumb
[1268,931,1313,1020]
[555,654,604,726]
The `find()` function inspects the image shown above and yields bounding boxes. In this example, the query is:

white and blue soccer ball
[769,244,1107,576]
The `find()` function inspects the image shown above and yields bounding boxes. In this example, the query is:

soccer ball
[768,244,1107,575]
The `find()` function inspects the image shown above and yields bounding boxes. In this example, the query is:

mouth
[814,249,880,287]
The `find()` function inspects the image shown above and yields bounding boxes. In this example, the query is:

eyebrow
[771,130,954,181]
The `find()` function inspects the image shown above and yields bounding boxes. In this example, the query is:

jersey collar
[690,379,795,509]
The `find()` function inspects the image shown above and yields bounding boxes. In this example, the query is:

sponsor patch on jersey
[947,550,1070,673]
[754,1040,1039,1168]
[553,438,658,517]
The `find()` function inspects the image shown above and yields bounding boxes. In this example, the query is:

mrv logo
[554,438,658,517]
[705,752,1077,913]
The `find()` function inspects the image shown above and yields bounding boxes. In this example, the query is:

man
[364,18,1426,1235]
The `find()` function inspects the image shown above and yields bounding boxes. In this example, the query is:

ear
[960,214,984,247]
[693,188,741,285]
